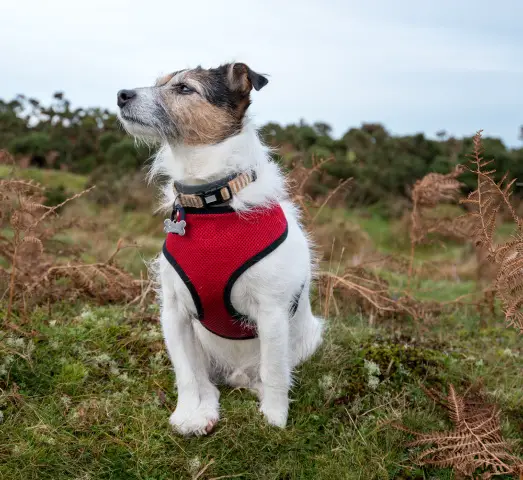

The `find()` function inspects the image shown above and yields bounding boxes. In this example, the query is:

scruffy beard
[117,86,177,143]
[118,113,162,143]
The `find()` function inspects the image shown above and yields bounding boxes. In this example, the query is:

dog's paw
[260,402,288,428]
[249,381,263,401]
[169,405,219,436]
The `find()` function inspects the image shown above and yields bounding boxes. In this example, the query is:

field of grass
[1,171,522,479]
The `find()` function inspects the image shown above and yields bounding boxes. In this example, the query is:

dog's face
[117,63,268,146]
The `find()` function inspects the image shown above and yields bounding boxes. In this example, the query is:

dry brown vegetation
[6,133,520,333]
[287,157,446,324]
[284,134,523,333]
[462,133,523,333]
[0,151,151,324]
[394,384,523,479]
[408,131,523,333]
[409,164,467,260]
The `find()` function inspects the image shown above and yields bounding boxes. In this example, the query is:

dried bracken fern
[408,165,469,278]
[0,151,151,322]
[288,157,415,320]
[495,241,523,331]
[412,165,464,210]
[394,384,523,479]
[319,269,440,324]
[286,156,352,224]
[406,131,523,333]
[22,239,145,304]
[288,156,438,323]
[460,131,523,333]
[462,132,521,245]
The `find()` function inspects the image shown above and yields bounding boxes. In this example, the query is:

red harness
[163,204,288,339]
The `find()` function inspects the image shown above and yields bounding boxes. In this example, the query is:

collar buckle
[199,184,232,207]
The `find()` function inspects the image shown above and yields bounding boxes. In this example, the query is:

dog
[117,62,323,435]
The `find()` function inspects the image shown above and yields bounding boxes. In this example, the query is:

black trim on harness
[223,224,290,332]
[162,240,257,340]
[162,242,204,320]
[183,206,235,214]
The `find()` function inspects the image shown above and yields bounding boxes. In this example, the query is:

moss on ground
[1,303,521,480]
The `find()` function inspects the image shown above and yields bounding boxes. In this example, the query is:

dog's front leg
[161,296,219,436]
[257,305,291,428]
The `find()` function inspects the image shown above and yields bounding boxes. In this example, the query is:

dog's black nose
[117,89,136,108]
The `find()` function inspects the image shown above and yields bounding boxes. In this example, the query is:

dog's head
[117,63,268,146]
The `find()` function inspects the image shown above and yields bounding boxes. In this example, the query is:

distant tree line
[1,93,522,205]
[0,93,148,173]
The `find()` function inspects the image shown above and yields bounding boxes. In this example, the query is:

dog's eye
[177,84,194,94]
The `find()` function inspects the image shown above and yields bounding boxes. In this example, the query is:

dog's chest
[162,205,288,339]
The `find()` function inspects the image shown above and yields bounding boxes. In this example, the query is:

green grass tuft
[0,165,88,192]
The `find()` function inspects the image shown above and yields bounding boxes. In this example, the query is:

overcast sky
[1,0,522,145]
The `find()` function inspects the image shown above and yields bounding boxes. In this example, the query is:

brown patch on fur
[234,96,251,121]
[163,93,239,146]
[228,64,251,93]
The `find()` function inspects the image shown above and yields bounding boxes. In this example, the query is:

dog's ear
[228,63,268,93]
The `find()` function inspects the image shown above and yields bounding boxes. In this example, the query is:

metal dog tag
[163,218,186,236]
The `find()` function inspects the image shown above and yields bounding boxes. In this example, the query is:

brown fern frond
[29,185,95,230]
[19,200,50,215]
[318,268,439,323]
[411,165,464,208]
[0,179,45,194]
[9,211,25,231]
[428,214,479,241]
[462,131,520,230]
[19,236,44,255]
[408,165,467,282]
[492,237,523,333]
[447,384,465,428]
[394,384,523,478]
[462,131,523,331]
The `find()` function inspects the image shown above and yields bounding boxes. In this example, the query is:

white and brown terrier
[117,63,323,435]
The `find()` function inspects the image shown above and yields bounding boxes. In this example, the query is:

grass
[0,165,88,192]
[314,206,463,258]
[1,302,521,480]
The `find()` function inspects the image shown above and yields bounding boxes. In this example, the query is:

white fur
[148,120,323,435]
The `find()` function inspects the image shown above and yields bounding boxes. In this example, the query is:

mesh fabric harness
[163,204,288,339]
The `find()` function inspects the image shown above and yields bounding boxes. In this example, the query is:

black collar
[172,170,257,208]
